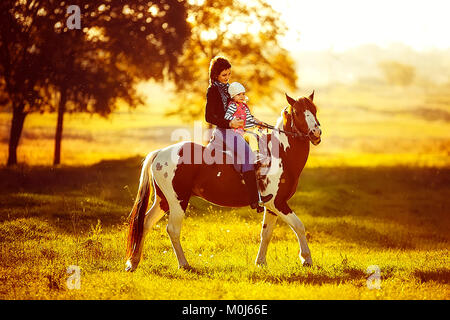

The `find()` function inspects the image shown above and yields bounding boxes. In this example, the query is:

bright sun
[267,0,450,52]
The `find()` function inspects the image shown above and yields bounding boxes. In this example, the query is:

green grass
[0,158,449,299]
[0,82,449,299]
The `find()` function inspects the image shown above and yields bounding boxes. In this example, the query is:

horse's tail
[126,151,159,262]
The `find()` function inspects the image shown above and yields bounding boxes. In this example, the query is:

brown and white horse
[125,92,322,272]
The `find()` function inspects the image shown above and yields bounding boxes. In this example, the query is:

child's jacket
[224,101,256,134]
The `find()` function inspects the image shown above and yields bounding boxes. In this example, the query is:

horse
[125,92,322,272]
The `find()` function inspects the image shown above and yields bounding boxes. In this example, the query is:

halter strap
[288,106,312,140]
[288,122,310,140]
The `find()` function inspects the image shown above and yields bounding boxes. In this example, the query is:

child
[224,82,262,133]
[225,81,271,163]
[221,82,272,212]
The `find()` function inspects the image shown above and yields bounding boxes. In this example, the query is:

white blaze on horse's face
[285,92,321,145]
[304,110,321,138]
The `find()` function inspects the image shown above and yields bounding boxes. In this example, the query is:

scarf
[213,81,230,111]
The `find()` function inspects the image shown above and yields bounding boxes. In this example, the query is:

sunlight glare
[228,21,247,35]
[200,30,218,41]
[188,0,206,5]
[267,0,450,51]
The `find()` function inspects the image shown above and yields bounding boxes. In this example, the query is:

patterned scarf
[214,81,230,111]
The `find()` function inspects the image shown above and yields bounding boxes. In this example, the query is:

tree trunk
[7,104,27,166]
[53,89,67,165]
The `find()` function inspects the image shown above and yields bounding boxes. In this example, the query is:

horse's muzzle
[311,137,321,145]
[309,128,322,145]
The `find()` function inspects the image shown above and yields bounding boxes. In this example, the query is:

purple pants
[210,127,255,173]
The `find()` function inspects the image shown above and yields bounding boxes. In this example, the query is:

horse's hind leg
[126,191,166,272]
[255,209,278,266]
[151,142,192,269]
[166,205,190,269]
[143,195,165,237]
[155,177,190,269]
[140,194,166,255]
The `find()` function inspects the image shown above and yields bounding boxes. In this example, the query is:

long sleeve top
[224,101,256,129]
[205,85,231,128]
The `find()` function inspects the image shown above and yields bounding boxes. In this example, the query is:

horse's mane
[254,108,288,152]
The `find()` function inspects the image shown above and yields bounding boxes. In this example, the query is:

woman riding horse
[205,56,273,212]
[125,58,322,272]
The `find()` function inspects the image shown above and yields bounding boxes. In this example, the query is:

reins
[251,121,309,140]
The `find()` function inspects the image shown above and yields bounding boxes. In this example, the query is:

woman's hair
[208,56,231,84]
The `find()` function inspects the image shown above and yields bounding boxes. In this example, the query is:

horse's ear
[285,93,296,106]
[308,90,315,102]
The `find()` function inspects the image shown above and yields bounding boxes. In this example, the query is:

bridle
[291,106,322,141]
[252,106,317,141]
[288,107,311,140]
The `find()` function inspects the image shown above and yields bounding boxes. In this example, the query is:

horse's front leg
[255,209,278,266]
[268,201,312,266]
[166,208,190,269]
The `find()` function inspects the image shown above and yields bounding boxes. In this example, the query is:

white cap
[228,82,246,98]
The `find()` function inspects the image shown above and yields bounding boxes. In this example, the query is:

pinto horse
[125,92,322,272]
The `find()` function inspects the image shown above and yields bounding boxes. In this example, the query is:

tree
[0,0,190,165]
[379,60,416,87]
[165,0,298,121]
[0,0,50,166]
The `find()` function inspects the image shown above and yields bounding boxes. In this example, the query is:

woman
[205,56,272,212]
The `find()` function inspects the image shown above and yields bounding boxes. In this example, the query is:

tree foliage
[166,0,298,120]
[1,0,298,165]
[0,0,190,165]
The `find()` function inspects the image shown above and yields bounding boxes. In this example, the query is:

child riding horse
[125,55,323,272]
[205,56,273,212]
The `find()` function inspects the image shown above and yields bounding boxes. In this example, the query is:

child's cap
[228,82,246,98]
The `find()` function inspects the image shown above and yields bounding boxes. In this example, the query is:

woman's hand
[230,117,244,129]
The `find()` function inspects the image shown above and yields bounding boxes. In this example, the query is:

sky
[267,0,450,52]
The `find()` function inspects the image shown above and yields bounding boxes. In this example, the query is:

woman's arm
[205,86,232,128]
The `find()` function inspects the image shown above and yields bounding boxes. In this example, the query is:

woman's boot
[242,170,273,212]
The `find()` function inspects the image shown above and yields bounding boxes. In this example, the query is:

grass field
[0,160,448,299]
[0,83,449,299]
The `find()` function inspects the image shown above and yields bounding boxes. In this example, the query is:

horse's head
[284,91,322,146]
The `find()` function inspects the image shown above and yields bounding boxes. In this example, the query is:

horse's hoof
[179,264,193,271]
[302,258,313,267]
[125,260,137,272]
[255,260,267,267]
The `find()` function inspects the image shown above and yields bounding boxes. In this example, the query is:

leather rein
[251,121,310,140]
